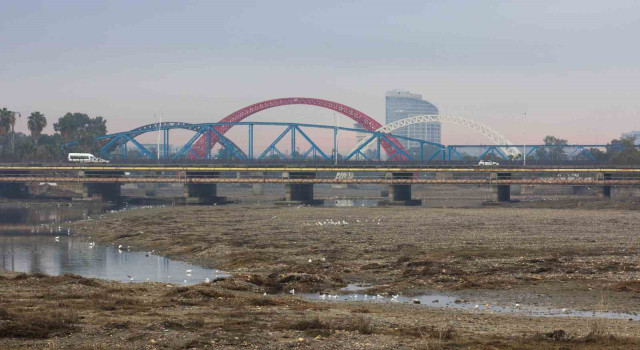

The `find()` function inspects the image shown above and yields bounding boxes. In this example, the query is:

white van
[67,153,110,163]
[478,160,499,166]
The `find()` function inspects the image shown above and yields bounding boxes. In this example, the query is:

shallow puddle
[300,287,640,321]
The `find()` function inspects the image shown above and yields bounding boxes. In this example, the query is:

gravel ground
[5,202,640,348]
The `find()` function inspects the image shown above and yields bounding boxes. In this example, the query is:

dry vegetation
[69,205,640,299]
[3,202,640,348]
[2,271,640,349]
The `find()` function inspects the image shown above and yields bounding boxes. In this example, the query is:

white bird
[263,292,267,296]
[475,304,479,309]
[289,289,295,295]
[561,308,567,313]
[515,303,521,308]
[320,257,326,262]
[54,236,60,242]
[271,215,278,219]
[308,258,312,263]
[118,245,123,250]
[204,278,210,283]
[127,275,135,281]
[320,294,326,300]
[185,269,192,273]
[184,279,188,283]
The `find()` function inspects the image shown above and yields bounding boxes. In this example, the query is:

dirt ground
[4,201,640,348]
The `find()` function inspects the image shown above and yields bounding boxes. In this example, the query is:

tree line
[0,108,107,161]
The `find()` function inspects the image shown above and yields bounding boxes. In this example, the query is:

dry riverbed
[4,203,640,348]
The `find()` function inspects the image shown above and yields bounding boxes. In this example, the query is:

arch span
[349,115,521,157]
[189,97,407,159]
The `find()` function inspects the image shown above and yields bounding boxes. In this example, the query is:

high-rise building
[385,90,440,151]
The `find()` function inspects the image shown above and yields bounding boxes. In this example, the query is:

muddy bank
[2,271,640,349]
[66,205,640,311]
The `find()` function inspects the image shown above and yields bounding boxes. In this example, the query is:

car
[478,160,499,166]
[67,153,110,163]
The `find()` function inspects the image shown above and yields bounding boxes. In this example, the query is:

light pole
[523,113,527,166]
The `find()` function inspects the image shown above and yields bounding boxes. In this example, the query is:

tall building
[622,131,640,145]
[385,90,440,151]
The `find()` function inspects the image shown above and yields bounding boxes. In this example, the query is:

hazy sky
[2,0,640,148]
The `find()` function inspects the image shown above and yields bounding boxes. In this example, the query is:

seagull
[263,292,267,296]
[204,278,210,283]
[515,303,521,308]
[475,304,479,309]
[127,275,135,281]
[118,245,123,250]
[185,269,192,273]
[54,236,60,242]
[308,258,312,263]
[289,289,295,295]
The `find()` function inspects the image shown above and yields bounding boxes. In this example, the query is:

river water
[0,202,226,285]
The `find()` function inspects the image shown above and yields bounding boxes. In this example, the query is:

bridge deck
[0,176,639,185]
[1,165,640,173]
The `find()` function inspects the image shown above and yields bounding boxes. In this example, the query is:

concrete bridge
[0,165,638,204]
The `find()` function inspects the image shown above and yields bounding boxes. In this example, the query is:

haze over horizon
[2,0,640,147]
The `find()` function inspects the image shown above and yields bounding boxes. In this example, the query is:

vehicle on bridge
[68,153,110,163]
[478,160,500,166]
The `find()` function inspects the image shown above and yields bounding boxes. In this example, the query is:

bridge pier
[598,173,612,199]
[250,172,265,195]
[0,183,29,198]
[182,171,224,204]
[491,172,511,202]
[278,172,322,205]
[82,183,121,201]
[379,172,422,206]
[79,171,123,201]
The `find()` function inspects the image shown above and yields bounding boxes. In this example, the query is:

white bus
[67,153,110,163]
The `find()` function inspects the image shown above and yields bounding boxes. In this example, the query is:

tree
[540,135,569,161]
[609,136,640,165]
[0,108,21,154]
[27,112,47,146]
[53,113,107,153]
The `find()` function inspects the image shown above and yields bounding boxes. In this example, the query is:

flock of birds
[318,293,400,302]
[300,218,383,227]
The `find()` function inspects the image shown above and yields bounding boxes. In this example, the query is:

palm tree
[27,112,47,146]
[0,108,11,155]
[0,109,20,153]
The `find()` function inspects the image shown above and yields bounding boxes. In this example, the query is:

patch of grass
[398,324,455,340]
[287,315,373,335]
[0,309,78,339]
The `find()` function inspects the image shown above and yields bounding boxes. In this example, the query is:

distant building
[353,123,367,144]
[385,90,440,151]
[621,131,640,145]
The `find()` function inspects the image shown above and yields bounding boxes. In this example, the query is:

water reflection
[0,203,110,234]
[0,203,226,285]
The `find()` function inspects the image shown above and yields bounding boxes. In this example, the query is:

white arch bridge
[345,115,521,160]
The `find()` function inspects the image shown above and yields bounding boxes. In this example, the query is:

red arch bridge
[87,97,632,164]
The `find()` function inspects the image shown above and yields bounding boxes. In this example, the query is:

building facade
[385,90,440,152]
